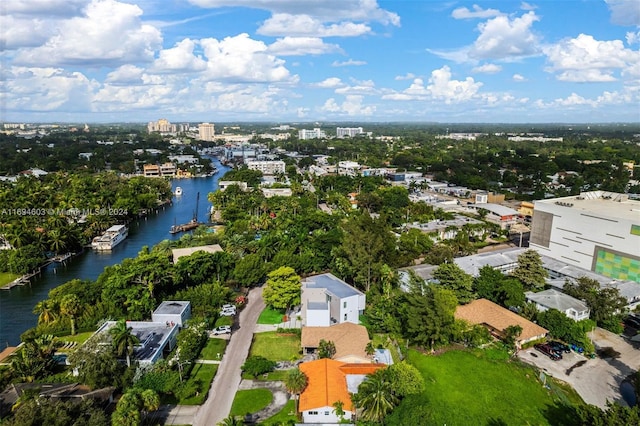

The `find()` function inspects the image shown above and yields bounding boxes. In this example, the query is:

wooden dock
[0,260,52,290]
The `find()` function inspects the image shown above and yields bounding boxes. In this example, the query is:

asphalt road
[194,286,265,426]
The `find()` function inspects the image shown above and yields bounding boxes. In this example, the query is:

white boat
[175,186,183,196]
[91,225,128,251]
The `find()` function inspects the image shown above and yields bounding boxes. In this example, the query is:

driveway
[194,286,265,426]
[517,328,640,408]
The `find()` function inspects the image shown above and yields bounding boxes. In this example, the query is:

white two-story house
[301,273,366,327]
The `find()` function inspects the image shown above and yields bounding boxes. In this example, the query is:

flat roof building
[152,301,192,327]
[530,191,640,283]
[94,321,179,365]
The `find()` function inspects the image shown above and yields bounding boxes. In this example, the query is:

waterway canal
[0,157,230,346]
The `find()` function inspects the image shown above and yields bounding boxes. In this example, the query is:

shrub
[242,356,276,378]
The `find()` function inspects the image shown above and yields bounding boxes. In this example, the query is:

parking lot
[517,328,640,408]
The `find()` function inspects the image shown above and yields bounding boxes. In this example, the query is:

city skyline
[1,0,639,123]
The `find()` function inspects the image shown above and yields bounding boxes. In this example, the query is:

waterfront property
[301,273,366,327]
[93,320,179,365]
[91,225,128,251]
[171,244,223,264]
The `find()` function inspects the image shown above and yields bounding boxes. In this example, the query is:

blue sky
[1,0,639,123]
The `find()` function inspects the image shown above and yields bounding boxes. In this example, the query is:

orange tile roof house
[301,322,371,363]
[299,359,385,424]
[455,299,548,346]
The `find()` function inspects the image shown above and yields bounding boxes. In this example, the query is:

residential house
[299,359,385,424]
[525,289,590,321]
[455,299,548,347]
[301,323,371,363]
[152,301,192,327]
[301,273,365,327]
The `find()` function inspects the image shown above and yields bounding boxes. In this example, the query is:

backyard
[249,331,301,361]
[0,272,19,287]
[260,400,297,425]
[258,307,285,325]
[389,348,584,426]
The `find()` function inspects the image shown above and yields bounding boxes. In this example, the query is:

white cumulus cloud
[267,37,341,56]
[313,77,344,88]
[427,66,483,103]
[472,63,502,73]
[321,94,375,116]
[512,74,527,81]
[258,13,371,37]
[470,12,540,60]
[152,39,207,73]
[452,5,502,20]
[13,0,162,66]
[543,34,639,82]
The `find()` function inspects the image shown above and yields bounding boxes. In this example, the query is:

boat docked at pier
[91,225,128,251]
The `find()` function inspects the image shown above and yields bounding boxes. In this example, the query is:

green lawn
[260,399,297,425]
[178,363,218,405]
[0,272,20,287]
[390,349,584,426]
[258,307,285,325]
[242,369,290,381]
[199,338,227,360]
[215,316,233,327]
[250,332,301,361]
[230,389,273,416]
[56,331,95,351]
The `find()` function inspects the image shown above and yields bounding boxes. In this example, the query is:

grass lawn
[199,338,227,360]
[258,307,285,325]
[250,332,300,361]
[230,389,272,416]
[242,369,290,381]
[215,316,233,327]
[0,272,20,287]
[260,399,297,425]
[393,349,584,426]
[179,363,218,405]
[56,331,95,350]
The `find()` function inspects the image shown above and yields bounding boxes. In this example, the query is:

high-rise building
[198,123,215,141]
[336,127,364,138]
[530,191,640,283]
[298,128,326,140]
[147,118,177,134]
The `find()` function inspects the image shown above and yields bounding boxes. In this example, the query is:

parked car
[219,308,236,316]
[534,343,562,360]
[570,344,584,354]
[212,325,231,335]
[548,341,571,354]
[222,304,235,311]
[624,315,640,329]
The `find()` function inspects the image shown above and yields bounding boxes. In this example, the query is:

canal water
[0,158,230,346]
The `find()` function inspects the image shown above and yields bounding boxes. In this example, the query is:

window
[308,411,318,415]
[344,313,347,321]
[343,301,347,308]
[324,411,330,415]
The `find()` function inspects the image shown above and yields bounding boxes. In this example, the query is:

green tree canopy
[262,266,301,310]
[511,249,548,289]
[433,263,475,304]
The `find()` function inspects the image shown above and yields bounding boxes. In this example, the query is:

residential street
[193,286,265,426]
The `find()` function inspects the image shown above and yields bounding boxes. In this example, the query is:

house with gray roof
[301,273,365,327]
[525,289,590,321]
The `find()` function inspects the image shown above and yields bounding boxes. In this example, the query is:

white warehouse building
[529,191,640,283]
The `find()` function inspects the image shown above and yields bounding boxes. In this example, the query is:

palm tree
[332,400,346,422]
[33,300,58,326]
[140,389,160,418]
[217,415,244,426]
[354,369,399,423]
[109,319,140,368]
[284,368,308,417]
[60,294,82,335]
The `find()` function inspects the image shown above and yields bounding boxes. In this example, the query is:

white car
[222,304,235,310]
[219,308,236,316]
[212,325,231,335]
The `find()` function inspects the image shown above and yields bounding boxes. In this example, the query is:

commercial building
[298,128,326,140]
[246,160,286,175]
[336,127,364,138]
[530,191,640,283]
[198,123,215,141]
